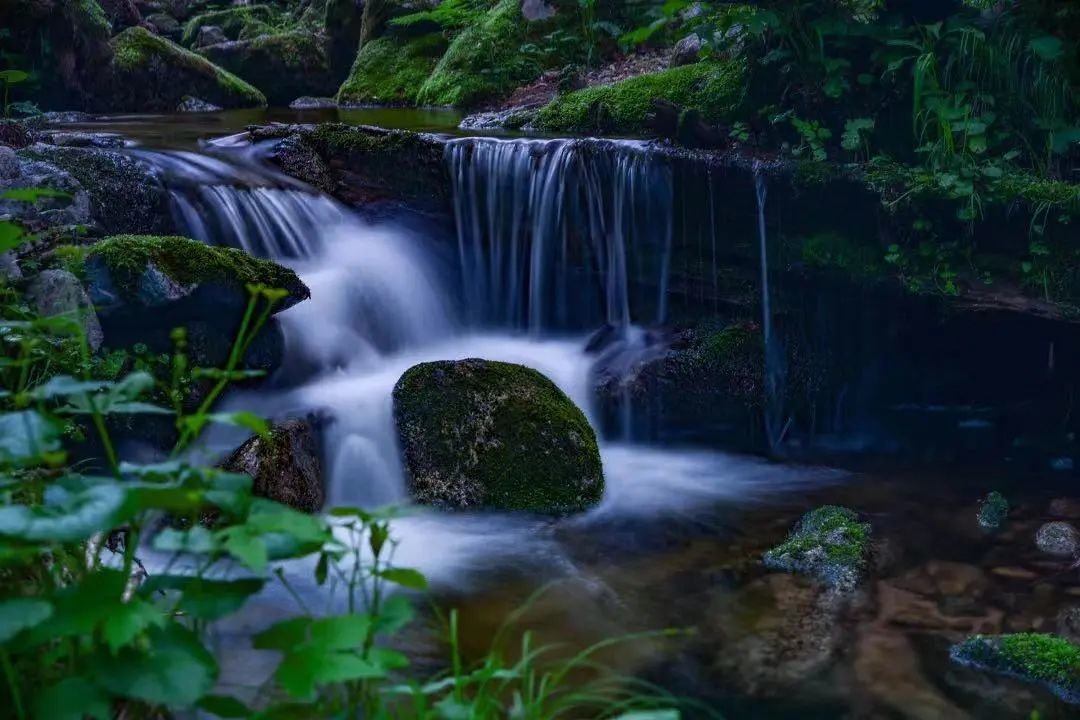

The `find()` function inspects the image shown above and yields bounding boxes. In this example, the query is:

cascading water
[755,169,786,452]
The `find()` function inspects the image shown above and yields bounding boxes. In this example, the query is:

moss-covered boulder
[201,32,338,106]
[414,0,536,108]
[951,634,1080,704]
[63,235,307,370]
[99,26,266,111]
[223,418,324,512]
[392,359,604,513]
[336,34,446,106]
[976,491,1009,530]
[180,4,276,46]
[763,506,872,590]
[534,61,746,136]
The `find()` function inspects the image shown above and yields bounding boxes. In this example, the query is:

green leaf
[372,595,415,636]
[199,694,251,718]
[204,411,270,439]
[375,567,428,590]
[0,221,27,253]
[0,598,52,643]
[141,576,265,621]
[0,187,70,202]
[0,410,62,466]
[254,617,313,651]
[222,529,268,574]
[93,624,217,708]
[276,649,384,701]
[35,677,111,720]
[0,484,129,542]
[0,70,28,84]
[101,600,165,654]
[1029,35,1064,61]
[309,615,371,650]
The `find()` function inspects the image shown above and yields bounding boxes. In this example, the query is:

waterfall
[445,137,674,333]
[755,170,785,451]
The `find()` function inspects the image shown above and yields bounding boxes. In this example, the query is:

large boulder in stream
[223,418,324,512]
[200,32,338,107]
[392,359,604,513]
[97,27,266,111]
[62,235,308,371]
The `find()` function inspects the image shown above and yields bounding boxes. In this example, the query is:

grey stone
[177,96,223,113]
[223,419,324,513]
[41,131,127,149]
[288,96,337,110]
[26,269,103,351]
[0,151,91,228]
[670,33,703,67]
[1035,521,1080,557]
[0,252,21,282]
[521,0,555,21]
[194,24,227,48]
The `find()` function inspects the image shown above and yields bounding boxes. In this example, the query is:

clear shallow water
[120,129,1080,718]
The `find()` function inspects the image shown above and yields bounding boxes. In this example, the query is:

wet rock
[392,358,604,513]
[976,490,1009,529]
[0,121,33,149]
[1057,607,1080,644]
[201,33,338,107]
[18,143,172,235]
[670,33,703,67]
[289,96,337,110]
[43,112,98,125]
[0,253,21,283]
[265,136,334,194]
[520,0,555,21]
[951,633,1080,704]
[894,560,989,599]
[193,25,227,48]
[97,27,265,112]
[39,131,126,149]
[763,506,872,590]
[876,580,1001,634]
[26,269,104,351]
[223,419,324,512]
[855,629,969,719]
[459,107,537,131]
[177,96,223,113]
[1035,521,1080,557]
[146,12,181,38]
[1,150,91,229]
[99,0,143,29]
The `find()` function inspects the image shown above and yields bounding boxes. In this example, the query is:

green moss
[951,634,1080,703]
[336,34,447,106]
[73,0,112,38]
[415,0,535,108]
[976,491,1009,529]
[393,359,603,513]
[180,5,276,46]
[108,27,266,109]
[84,235,308,304]
[799,232,885,278]
[534,61,746,136]
[764,506,871,589]
[696,322,764,405]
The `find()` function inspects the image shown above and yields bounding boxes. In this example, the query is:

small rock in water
[1035,521,1080,557]
[176,96,222,113]
[289,96,337,110]
[950,633,1080,704]
[763,505,871,590]
[977,491,1009,529]
[41,131,126,149]
[1050,497,1080,520]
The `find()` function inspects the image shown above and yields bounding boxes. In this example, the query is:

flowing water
[107,118,1080,718]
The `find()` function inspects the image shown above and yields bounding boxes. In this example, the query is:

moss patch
[392,359,604,514]
[534,61,746,136]
[105,26,266,111]
[764,506,871,590]
[180,5,277,46]
[951,634,1080,704]
[415,0,536,108]
[79,235,308,306]
[336,34,447,106]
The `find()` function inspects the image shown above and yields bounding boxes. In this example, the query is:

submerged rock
[1035,521,1080,558]
[223,419,324,512]
[950,633,1080,704]
[977,491,1009,530]
[289,96,337,110]
[26,269,104,351]
[392,359,603,513]
[176,95,222,112]
[763,506,871,590]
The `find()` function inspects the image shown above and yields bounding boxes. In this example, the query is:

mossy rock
[951,633,1080,704]
[763,506,871,590]
[415,0,536,108]
[534,61,746,136]
[223,418,324,513]
[180,4,276,46]
[100,26,266,111]
[201,32,338,106]
[392,359,604,513]
[336,34,447,106]
[977,491,1009,530]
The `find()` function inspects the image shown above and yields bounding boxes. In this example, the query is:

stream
[72,111,1080,718]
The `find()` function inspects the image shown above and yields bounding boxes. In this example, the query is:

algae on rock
[336,35,447,106]
[764,506,872,590]
[951,633,1080,704]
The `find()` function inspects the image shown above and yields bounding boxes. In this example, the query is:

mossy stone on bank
[764,506,871,590]
[102,26,266,111]
[201,32,338,106]
[392,359,604,513]
[180,4,276,46]
[336,34,446,106]
[951,633,1080,704]
[534,61,746,136]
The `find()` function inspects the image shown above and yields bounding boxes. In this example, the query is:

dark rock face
[193,25,227,48]
[392,359,604,513]
[18,144,174,235]
[223,419,325,512]
[1,147,92,229]
[26,269,104,352]
[201,33,339,106]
